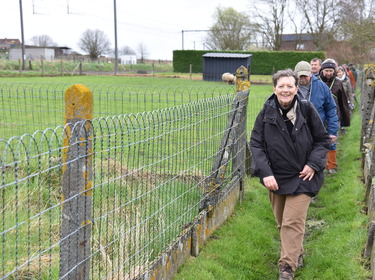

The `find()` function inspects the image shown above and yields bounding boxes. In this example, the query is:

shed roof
[281,34,314,41]
[202,52,251,58]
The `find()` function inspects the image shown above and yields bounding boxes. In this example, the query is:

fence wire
[0,86,268,279]
[0,82,234,140]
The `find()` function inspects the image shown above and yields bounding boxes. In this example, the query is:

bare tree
[78,29,112,61]
[286,3,309,50]
[30,35,56,47]
[119,45,136,55]
[294,0,342,50]
[137,42,148,63]
[250,0,288,50]
[337,0,375,61]
[205,7,255,51]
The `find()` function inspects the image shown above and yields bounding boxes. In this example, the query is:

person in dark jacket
[294,61,339,175]
[319,59,351,173]
[250,69,330,280]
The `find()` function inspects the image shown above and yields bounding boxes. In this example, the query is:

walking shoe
[279,265,294,280]
[310,196,317,204]
[297,254,304,268]
[327,168,337,175]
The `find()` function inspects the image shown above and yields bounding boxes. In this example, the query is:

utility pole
[113,0,118,75]
[181,30,184,50]
[19,0,26,70]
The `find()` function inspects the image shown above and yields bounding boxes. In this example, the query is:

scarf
[275,95,297,135]
[298,83,311,99]
[337,73,346,81]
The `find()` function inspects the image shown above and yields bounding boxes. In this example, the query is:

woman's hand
[299,165,315,181]
[263,176,279,191]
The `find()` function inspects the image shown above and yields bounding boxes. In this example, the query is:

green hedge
[172,50,326,75]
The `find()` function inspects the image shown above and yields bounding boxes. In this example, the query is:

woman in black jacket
[250,69,330,280]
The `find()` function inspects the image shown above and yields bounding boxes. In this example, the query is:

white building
[9,48,55,61]
[119,55,137,64]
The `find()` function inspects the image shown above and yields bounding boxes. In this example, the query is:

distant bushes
[173,50,326,75]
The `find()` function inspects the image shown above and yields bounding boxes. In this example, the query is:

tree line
[29,0,374,64]
[206,0,374,63]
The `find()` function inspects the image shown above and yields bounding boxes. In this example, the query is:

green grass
[173,101,371,279]
[0,75,273,279]
[0,75,272,140]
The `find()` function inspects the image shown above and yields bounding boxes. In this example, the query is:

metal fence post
[60,84,93,280]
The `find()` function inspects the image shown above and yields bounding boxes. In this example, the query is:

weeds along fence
[0,82,236,141]
[361,65,375,278]
[0,66,265,279]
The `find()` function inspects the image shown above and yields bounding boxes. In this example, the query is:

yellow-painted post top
[65,84,93,122]
[235,65,251,92]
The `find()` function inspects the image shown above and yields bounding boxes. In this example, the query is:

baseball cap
[294,61,311,77]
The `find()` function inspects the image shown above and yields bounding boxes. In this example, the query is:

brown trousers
[268,192,312,271]
[326,150,337,170]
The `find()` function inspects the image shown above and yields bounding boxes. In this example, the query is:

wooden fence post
[233,66,251,200]
[41,58,44,76]
[361,67,375,168]
[60,84,93,280]
[203,65,250,206]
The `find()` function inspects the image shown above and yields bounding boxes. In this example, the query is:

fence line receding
[0,68,268,279]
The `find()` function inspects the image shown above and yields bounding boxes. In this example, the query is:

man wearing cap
[318,58,351,174]
[294,61,339,174]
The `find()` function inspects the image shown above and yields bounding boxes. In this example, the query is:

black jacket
[250,94,330,195]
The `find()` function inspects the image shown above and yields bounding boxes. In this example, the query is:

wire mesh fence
[0,77,266,279]
[0,82,235,141]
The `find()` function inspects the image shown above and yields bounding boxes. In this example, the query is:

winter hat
[294,61,311,77]
[321,61,337,71]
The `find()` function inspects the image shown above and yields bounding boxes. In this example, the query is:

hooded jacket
[250,94,330,195]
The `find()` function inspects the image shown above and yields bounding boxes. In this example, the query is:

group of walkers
[249,58,357,279]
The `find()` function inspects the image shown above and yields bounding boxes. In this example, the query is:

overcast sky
[0,0,251,60]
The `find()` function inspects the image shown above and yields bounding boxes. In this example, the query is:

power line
[181,30,209,50]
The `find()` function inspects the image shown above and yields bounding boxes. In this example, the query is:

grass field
[0,75,272,140]
[3,73,369,279]
[0,75,273,279]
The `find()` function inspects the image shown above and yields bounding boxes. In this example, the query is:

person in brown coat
[337,65,355,110]
[319,59,351,174]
